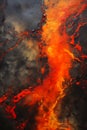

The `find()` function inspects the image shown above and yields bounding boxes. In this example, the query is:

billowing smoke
[5,0,43,32]
[0,0,47,96]
[0,0,43,31]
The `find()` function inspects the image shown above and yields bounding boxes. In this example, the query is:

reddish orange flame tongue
[0,0,86,130]
[2,0,85,129]
[31,0,85,130]
[4,0,85,130]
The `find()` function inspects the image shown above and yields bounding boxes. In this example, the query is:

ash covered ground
[0,0,87,130]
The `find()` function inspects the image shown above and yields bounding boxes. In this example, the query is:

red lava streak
[0,0,87,130]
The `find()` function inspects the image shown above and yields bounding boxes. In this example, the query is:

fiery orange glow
[19,0,86,129]
[0,0,86,130]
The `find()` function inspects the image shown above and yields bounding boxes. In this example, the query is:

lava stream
[0,0,86,130]
[31,0,86,130]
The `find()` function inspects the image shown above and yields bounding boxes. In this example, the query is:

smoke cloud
[5,0,42,32]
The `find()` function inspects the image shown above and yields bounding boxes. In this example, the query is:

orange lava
[17,0,87,130]
[0,0,86,130]
[24,0,86,130]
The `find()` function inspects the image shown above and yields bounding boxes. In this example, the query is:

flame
[0,0,86,130]
[31,0,84,129]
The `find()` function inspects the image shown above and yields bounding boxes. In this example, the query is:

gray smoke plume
[0,0,45,96]
[5,0,42,32]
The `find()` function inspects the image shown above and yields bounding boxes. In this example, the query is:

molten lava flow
[0,0,86,130]
[30,0,86,130]
[13,0,86,129]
